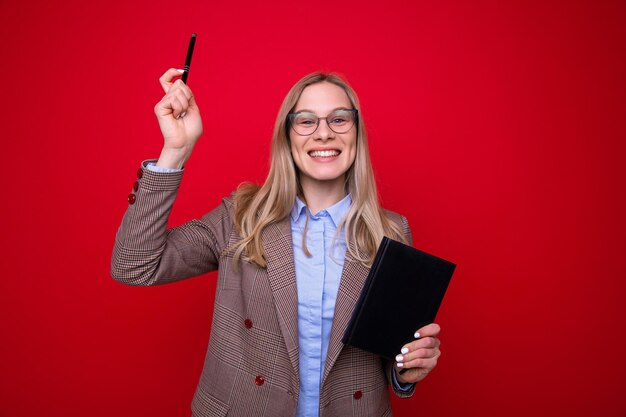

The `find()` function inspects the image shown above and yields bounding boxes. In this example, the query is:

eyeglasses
[288,109,358,136]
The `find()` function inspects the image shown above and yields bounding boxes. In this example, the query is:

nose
[315,118,335,141]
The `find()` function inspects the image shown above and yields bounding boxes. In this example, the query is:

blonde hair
[231,72,406,268]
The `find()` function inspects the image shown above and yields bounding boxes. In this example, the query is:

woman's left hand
[395,323,441,384]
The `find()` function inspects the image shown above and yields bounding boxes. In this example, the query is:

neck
[299,175,347,214]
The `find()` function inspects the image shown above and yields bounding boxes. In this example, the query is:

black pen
[182,33,196,84]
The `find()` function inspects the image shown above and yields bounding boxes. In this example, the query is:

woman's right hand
[154,68,203,169]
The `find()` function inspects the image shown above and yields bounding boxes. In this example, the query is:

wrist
[156,147,192,169]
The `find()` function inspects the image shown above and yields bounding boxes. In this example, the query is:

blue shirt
[290,195,351,417]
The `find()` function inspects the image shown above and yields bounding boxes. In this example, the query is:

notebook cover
[342,237,456,361]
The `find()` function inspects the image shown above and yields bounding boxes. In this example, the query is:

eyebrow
[292,107,352,114]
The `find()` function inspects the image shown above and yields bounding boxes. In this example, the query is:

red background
[1,1,624,416]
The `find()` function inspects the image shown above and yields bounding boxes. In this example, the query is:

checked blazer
[111,163,416,417]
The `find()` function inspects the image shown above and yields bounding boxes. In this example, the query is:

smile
[308,149,341,158]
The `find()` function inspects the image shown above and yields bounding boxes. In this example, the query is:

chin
[304,169,349,183]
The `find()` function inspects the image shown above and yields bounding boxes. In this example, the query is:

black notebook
[342,237,456,361]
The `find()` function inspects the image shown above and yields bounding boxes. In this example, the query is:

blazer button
[255,375,265,386]
[353,390,362,400]
[133,180,139,192]
[128,193,136,204]
[244,319,252,329]
[137,168,143,179]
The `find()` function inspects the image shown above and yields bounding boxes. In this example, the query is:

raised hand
[154,68,203,169]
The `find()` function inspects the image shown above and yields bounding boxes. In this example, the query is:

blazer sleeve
[111,161,234,286]
[385,214,417,398]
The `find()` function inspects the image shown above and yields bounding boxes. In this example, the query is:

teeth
[309,150,339,157]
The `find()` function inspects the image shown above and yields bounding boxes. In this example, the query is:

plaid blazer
[111,165,415,417]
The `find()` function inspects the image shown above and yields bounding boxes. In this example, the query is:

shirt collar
[290,194,352,227]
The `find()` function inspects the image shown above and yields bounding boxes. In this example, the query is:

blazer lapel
[322,247,371,385]
[262,217,300,383]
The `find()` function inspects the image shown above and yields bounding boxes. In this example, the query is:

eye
[294,113,317,125]
[329,110,352,125]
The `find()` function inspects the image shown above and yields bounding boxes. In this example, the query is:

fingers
[166,78,193,104]
[155,79,195,119]
[155,91,185,119]
[395,339,440,365]
[400,351,441,371]
[407,334,441,351]
[399,323,440,355]
[396,345,441,366]
[414,322,441,339]
[159,68,185,94]
[394,323,442,370]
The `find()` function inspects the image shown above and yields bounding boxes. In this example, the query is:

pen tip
[191,32,196,37]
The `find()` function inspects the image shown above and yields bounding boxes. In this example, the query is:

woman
[112,68,442,417]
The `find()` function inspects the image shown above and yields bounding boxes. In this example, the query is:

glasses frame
[287,108,359,136]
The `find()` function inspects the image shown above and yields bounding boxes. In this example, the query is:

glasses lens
[327,109,355,133]
[291,112,318,135]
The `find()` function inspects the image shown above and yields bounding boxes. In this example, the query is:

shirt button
[353,390,362,400]
[133,181,139,192]
[128,193,136,205]
[255,375,265,386]
[244,319,252,329]
[137,168,143,179]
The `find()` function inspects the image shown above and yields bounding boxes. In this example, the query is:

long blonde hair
[231,72,406,268]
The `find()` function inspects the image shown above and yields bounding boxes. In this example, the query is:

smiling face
[289,81,357,195]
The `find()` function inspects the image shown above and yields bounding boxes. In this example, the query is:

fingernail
[395,354,404,362]
[401,347,409,354]
[414,332,421,339]
[180,111,187,118]
[397,362,404,368]
[177,69,185,73]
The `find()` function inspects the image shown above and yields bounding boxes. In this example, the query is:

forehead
[295,81,352,113]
